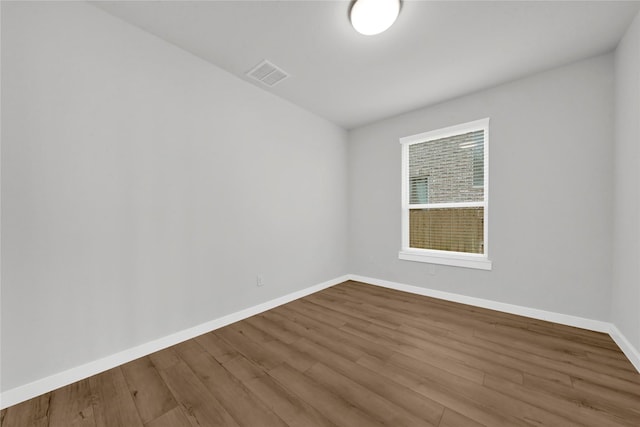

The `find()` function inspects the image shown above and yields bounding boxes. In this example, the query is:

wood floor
[2,281,640,426]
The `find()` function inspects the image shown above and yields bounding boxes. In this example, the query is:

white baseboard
[609,324,640,373]
[0,275,348,410]
[347,274,640,374]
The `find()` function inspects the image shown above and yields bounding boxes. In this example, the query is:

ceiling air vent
[246,60,289,87]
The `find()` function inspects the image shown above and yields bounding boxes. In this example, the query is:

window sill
[398,250,492,270]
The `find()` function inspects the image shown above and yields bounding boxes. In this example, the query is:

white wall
[348,54,614,321]
[612,12,640,353]
[1,1,348,392]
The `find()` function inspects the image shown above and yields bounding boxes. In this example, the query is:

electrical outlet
[256,275,264,287]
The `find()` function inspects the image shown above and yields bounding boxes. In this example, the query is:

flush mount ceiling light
[350,0,401,36]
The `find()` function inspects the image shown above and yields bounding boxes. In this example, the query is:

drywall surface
[612,11,640,353]
[1,1,347,392]
[348,54,614,321]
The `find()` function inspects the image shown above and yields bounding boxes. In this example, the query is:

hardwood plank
[345,288,488,339]
[223,356,338,427]
[144,407,192,427]
[176,347,287,427]
[474,325,640,383]
[219,351,268,383]
[262,309,368,362]
[402,317,565,382]
[148,347,181,372]
[284,299,347,328]
[158,360,239,427]
[438,409,484,427]
[246,314,299,344]
[496,321,630,362]
[48,380,95,427]
[0,394,51,427]
[278,304,394,361]
[336,282,487,336]
[214,326,283,371]
[348,316,525,384]
[523,373,640,425]
[306,362,437,426]
[337,283,529,334]
[356,354,530,427]
[571,377,640,414]
[314,286,477,341]
[260,309,314,340]
[120,357,178,424]
[484,374,634,426]
[268,362,387,427]
[388,351,584,426]
[89,368,144,427]
[342,322,486,384]
[397,323,572,387]
[306,292,402,330]
[172,338,206,360]
[342,282,605,350]
[293,337,444,425]
[473,328,640,395]
[227,321,316,372]
[585,349,640,371]
[528,323,624,352]
[194,331,241,364]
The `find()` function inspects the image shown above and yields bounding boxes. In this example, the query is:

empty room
[2,0,640,425]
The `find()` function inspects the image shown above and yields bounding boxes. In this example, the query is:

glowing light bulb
[350,0,401,36]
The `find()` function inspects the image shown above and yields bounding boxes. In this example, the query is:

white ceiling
[93,1,640,129]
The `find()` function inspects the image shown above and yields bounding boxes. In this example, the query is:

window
[399,118,491,270]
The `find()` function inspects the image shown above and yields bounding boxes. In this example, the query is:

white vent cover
[246,60,289,87]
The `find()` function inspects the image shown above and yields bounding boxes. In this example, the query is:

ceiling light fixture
[350,0,401,36]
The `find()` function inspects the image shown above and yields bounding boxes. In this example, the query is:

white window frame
[399,118,492,270]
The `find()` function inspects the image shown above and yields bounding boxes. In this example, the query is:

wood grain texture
[3,281,640,426]
[89,368,144,427]
[120,356,177,424]
[144,407,191,427]
[48,379,95,427]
